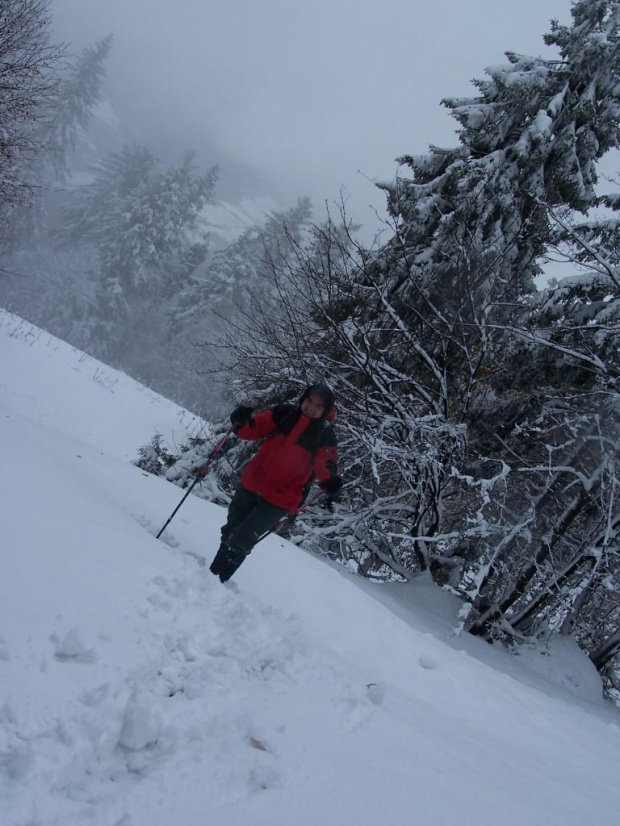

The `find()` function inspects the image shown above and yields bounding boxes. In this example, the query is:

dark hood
[299,383,335,417]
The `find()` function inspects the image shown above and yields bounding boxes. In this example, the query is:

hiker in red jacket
[209,383,343,583]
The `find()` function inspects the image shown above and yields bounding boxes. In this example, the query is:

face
[301,392,325,419]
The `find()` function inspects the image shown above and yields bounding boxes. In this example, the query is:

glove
[320,476,343,498]
[230,405,254,428]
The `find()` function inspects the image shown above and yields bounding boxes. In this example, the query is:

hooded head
[299,383,335,419]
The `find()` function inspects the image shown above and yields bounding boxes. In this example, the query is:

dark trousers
[210,486,288,582]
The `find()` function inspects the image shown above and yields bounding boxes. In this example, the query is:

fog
[54,0,572,233]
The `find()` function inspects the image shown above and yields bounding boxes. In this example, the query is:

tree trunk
[511,553,595,634]
[590,628,620,670]
[469,486,591,636]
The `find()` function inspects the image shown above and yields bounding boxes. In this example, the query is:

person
[209,383,343,583]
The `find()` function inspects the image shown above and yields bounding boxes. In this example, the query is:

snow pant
[209,485,288,582]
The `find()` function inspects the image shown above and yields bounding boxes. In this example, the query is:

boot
[218,548,248,583]
[209,542,232,576]
[210,543,247,582]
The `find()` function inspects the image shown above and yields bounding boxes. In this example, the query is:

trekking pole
[255,491,326,546]
[156,425,236,539]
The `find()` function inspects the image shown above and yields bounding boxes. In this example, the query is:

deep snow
[1,310,619,826]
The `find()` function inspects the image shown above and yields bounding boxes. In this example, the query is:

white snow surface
[1,309,619,826]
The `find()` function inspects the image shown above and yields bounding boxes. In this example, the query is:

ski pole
[156,425,236,539]
[255,490,326,546]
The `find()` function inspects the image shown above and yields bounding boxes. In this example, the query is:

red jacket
[236,404,338,512]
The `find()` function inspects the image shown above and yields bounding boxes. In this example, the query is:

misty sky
[52,0,573,234]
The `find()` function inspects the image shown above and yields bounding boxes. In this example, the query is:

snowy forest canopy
[2,0,620,699]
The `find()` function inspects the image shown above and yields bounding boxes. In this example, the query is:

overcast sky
[52,0,573,235]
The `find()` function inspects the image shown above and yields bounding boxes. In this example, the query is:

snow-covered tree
[190,197,313,317]
[1,33,113,252]
[163,197,313,414]
[0,0,63,218]
[58,145,218,375]
[462,0,620,641]
[386,0,620,290]
[45,35,114,181]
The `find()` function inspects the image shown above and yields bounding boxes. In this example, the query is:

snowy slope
[1,310,619,826]
[0,313,207,460]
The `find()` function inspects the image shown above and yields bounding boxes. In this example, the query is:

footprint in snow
[132,512,179,547]
[248,765,279,793]
[51,628,97,663]
[182,549,206,566]
[340,691,374,732]
[0,636,11,661]
[365,682,386,705]
[159,532,180,548]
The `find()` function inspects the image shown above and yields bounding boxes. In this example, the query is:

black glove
[230,405,254,428]
[320,476,343,498]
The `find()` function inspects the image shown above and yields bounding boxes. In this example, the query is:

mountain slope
[1,310,619,826]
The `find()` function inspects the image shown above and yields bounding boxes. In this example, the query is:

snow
[532,109,554,137]
[1,309,620,826]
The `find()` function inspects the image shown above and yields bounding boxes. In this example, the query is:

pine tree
[385,0,620,294]
[58,145,218,372]
[368,0,620,650]
[203,197,313,314]
[160,198,313,414]
[45,35,114,181]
